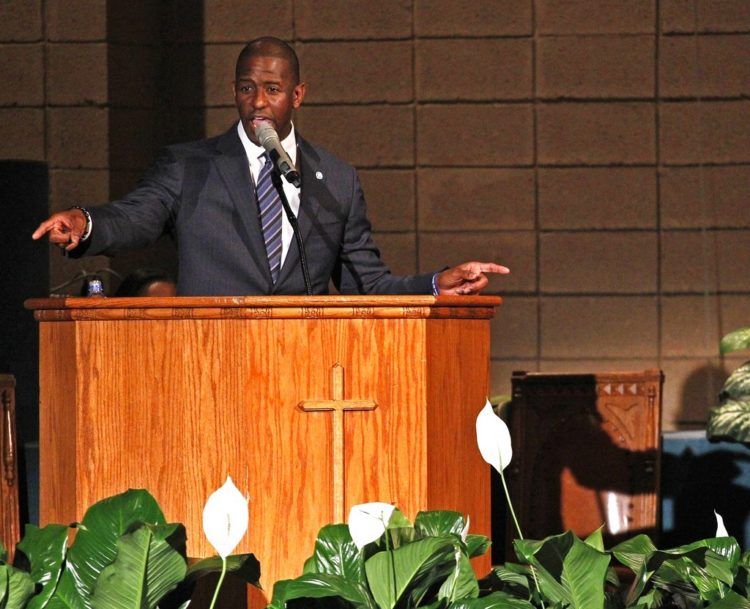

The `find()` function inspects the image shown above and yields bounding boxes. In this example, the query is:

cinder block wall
[2,0,749,430]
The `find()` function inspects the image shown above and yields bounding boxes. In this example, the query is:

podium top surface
[25,294,502,321]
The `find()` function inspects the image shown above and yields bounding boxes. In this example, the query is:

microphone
[253,122,301,187]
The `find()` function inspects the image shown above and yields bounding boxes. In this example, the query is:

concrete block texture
[416,39,532,101]
[540,296,659,358]
[299,41,413,104]
[1,0,42,41]
[0,108,44,160]
[204,43,243,107]
[660,357,727,428]
[0,44,44,106]
[47,43,107,105]
[415,0,532,37]
[419,231,536,293]
[660,166,750,229]
[536,0,655,34]
[358,169,415,232]
[296,105,414,167]
[490,360,539,400]
[48,107,109,168]
[661,0,750,33]
[417,104,533,166]
[661,295,720,356]
[45,0,105,41]
[660,35,750,98]
[537,35,654,99]
[490,296,538,358]
[107,44,160,108]
[370,232,417,276]
[660,230,750,294]
[295,0,412,40]
[540,231,658,293]
[417,168,535,231]
[49,169,110,209]
[203,0,293,42]
[539,167,657,229]
[205,107,237,137]
[660,101,750,164]
[537,102,656,165]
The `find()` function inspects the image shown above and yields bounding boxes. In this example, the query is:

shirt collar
[236,121,298,166]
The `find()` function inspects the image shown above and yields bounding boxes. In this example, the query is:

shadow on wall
[661,432,750,550]
[674,362,728,428]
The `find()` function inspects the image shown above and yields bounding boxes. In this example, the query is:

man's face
[233,54,305,145]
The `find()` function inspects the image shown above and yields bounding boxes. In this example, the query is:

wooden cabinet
[506,370,662,552]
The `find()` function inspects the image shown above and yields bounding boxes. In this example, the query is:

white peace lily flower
[460,515,470,543]
[715,510,729,537]
[347,502,396,550]
[202,476,249,557]
[475,399,513,473]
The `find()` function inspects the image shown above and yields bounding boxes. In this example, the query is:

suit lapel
[214,125,274,289]
[275,137,322,288]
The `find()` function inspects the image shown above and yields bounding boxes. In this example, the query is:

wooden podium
[26,295,500,599]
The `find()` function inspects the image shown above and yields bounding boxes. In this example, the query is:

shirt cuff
[71,206,92,241]
[431,273,440,296]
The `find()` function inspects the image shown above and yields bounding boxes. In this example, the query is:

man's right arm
[32,148,183,256]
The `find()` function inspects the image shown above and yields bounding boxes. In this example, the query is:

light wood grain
[32,298,500,606]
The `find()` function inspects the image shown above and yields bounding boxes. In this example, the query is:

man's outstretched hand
[32,209,87,251]
[437,261,510,296]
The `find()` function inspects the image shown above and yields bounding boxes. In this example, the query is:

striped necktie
[256,153,283,283]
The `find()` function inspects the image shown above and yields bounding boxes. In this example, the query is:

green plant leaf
[304,524,364,583]
[15,524,69,609]
[185,553,261,587]
[514,531,611,608]
[480,565,530,599]
[269,573,376,609]
[721,361,750,400]
[47,490,169,609]
[583,528,604,552]
[91,523,186,609]
[626,538,738,605]
[610,534,657,573]
[465,535,491,560]
[720,328,750,354]
[561,536,610,609]
[448,591,535,608]
[708,399,750,444]
[700,588,750,608]
[415,511,465,538]
[0,541,6,564]
[0,564,35,609]
[365,537,455,609]
[513,535,571,605]
[438,552,479,603]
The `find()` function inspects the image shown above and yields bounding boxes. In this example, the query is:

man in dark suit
[33,37,508,296]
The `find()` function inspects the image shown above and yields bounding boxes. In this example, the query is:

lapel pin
[315,170,324,180]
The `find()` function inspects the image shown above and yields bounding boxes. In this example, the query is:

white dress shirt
[236,121,301,268]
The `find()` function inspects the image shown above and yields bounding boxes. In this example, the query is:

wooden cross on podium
[299,364,377,522]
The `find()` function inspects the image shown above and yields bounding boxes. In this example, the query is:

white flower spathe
[460,515,470,543]
[476,399,513,473]
[202,476,249,558]
[715,510,729,537]
[347,502,396,550]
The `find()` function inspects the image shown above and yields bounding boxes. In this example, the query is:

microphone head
[253,121,279,149]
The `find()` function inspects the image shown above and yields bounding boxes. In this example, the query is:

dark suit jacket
[78,125,433,296]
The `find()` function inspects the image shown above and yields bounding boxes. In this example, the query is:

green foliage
[708,328,750,445]
[720,328,750,355]
[2,489,259,609]
[269,509,491,609]
[266,508,750,609]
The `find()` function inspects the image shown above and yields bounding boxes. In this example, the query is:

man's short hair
[235,37,300,84]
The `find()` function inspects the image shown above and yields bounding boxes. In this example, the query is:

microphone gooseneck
[253,122,302,188]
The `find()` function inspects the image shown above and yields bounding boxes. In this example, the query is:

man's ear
[292,82,306,109]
